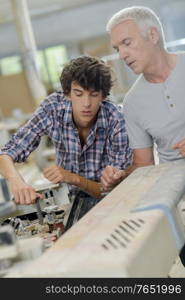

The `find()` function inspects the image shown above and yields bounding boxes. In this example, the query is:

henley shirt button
[170,104,174,107]
[166,95,170,99]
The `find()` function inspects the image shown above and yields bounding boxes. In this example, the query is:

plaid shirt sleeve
[0,99,53,162]
[107,114,133,170]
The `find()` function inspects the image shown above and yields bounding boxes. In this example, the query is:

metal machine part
[65,191,100,231]
[1,185,67,242]
[0,181,69,277]
[0,182,70,222]
[0,225,18,276]
[0,225,18,260]
[0,178,17,218]
[0,224,44,277]
[35,198,44,225]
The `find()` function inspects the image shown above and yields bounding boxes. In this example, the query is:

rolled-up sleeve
[0,99,52,162]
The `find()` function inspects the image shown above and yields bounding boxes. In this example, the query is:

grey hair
[106,6,166,49]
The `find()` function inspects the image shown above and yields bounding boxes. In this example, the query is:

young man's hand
[8,177,43,205]
[100,166,126,192]
[173,138,185,157]
[43,165,73,184]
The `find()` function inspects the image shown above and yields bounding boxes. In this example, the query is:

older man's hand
[173,139,185,157]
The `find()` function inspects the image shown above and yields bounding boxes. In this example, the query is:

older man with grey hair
[101,6,185,191]
[100,5,185,268]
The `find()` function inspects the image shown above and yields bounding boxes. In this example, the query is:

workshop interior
[0,0,185,278]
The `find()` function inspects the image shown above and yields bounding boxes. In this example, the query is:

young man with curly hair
[0,55,132,220]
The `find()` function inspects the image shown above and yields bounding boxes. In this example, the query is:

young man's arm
[0,155,42,204]
[43,165,102,199]
[0,98,55,204]
[101,147,154,192]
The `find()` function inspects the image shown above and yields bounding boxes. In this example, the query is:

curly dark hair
[60,55,113,97]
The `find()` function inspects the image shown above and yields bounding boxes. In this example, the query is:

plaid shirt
[0,92,132,187]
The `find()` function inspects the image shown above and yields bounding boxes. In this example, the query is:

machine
[1,160,185,278]
[0,176,71,277]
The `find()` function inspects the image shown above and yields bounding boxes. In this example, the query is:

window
[0,45,69,92]
[38,45,68,91]
[0,56,22,75]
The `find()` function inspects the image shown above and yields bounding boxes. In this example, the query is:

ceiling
[0,0,185,58]
[0,0,104,24]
